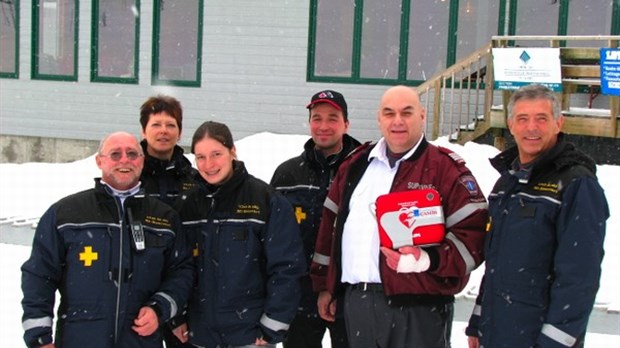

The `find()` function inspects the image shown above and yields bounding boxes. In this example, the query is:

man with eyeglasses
[21,131,193,348]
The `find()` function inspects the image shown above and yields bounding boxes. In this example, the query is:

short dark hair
[191,121,235,154]
[139,95,183,132]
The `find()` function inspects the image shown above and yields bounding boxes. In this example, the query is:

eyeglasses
[100,150,143,161]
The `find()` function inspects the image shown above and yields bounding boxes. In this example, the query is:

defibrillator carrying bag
[375,189,445,249]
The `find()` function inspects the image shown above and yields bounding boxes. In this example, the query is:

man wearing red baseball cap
[306,90,349,120]
[271,89,360,348]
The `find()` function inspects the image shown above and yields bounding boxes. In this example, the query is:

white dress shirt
[340,136,422,284]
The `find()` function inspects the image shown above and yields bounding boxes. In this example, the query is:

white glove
[381,246,431,273]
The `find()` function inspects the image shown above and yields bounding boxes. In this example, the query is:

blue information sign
[601,48,620,96]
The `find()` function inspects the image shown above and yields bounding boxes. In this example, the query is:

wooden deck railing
[417,35,620,145]
[416,42,494,142]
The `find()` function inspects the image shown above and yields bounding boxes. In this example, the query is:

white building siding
[1,0,387,161]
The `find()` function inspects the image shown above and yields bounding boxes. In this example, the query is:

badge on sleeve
[459,175,479,196]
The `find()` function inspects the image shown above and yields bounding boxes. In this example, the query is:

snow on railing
[0,216,39,229]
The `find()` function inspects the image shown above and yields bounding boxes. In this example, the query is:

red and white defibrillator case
[375,189,445,249]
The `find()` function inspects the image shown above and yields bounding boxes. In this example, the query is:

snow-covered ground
[1,132,618,347]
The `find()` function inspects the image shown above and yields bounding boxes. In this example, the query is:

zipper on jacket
[206,194,219,266]
[113,199,125,343]
[212,224,220,266]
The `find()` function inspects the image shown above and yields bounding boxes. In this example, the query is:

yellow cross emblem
[79,246,99,267]
[294,206,307,224]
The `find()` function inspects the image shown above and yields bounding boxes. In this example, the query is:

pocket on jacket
[217,299,264,324]
[497,275,550,309]
[132,230,170,291]
[56,317,109,348]
[56,302,108,346]
[217,225,265,305]
[59,303,107,322]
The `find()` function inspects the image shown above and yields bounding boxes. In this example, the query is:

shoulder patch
[438,146,465,165]
[459,175,480,196]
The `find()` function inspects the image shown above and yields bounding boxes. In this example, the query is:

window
[310,0,354,78]
[0,0,19,78]
[506,0,618,47]
[513,0,560,47]
[152,0,203,87]
[91,0,139,83]
[406,1,450,81]
[308,0,619,86]
[32,0,78,80]
[307,0,499,85]
[455,1,501,61]
[566,0,615,47]
[360,1,402,80]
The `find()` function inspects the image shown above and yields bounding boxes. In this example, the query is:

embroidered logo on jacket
[144,215,172,228]
[79,246,98,267]
[236,204,261,215]
[533,182,559,194]
[407,182,436,190]
[182,182,197,192]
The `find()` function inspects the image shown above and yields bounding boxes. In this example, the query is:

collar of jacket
[92,179,147,216]
[140,140,193,177]
[195,160,248,197]
[302,134,362,169]
[362,136,430,164]
[490,132,597,179]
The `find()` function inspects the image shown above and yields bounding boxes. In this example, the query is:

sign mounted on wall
[600,48,620,96]
[493,47,562,91]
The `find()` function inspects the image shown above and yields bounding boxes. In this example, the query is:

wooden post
[493,128,506,151]
[432,79,442,140]
[502,90,512,120]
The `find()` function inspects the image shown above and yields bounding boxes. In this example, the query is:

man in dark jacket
[465,84,609,348]
[21,132,193,348]
[271,90,361,348]
[310,86,488,348]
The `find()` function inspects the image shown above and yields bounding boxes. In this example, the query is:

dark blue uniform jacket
[178,161,305,347]
[21,180,193,348]
[466,135,609,348]
[270,134,361,317]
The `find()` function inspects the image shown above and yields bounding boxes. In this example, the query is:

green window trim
[31,0,79,81]
[0,0,19,78]
[614,0,620,35]
[90,0,140,84]
[307,0,421,86]
[151,0,203,88]
[307,0,499,86]
[307,0,618,86]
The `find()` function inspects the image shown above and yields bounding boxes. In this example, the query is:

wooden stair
[418,36,620,147]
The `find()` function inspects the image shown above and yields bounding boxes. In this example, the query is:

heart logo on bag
[398,207,415,228]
